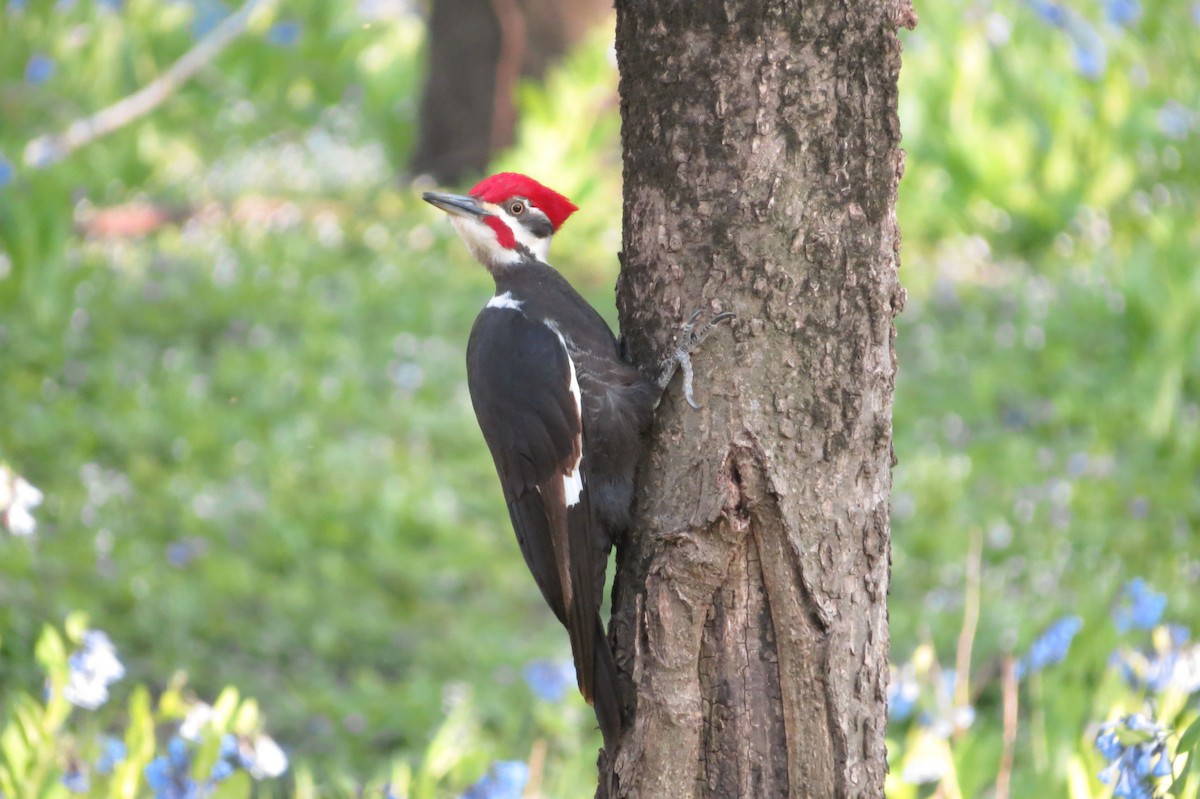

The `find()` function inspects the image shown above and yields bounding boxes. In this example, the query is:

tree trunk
[409,0,501,182]
[409,0,611,183]
[608,1,914,797]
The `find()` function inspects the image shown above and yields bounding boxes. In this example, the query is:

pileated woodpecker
[423,173,729,749]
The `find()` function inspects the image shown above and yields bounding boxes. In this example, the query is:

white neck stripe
[486,292,523,310]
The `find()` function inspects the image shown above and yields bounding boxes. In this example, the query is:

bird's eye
[509,202,525,216]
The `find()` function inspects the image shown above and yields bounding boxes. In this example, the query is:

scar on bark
[723,444,766,533]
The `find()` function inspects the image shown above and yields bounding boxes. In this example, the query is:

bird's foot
[655,309,736,409]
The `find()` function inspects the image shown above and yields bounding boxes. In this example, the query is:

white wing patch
[545,321,584,507]
[486,291,523,311]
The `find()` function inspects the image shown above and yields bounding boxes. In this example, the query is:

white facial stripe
[509,211,550,263]
[489,200,551,264]
[450,215,520,266]
[486,291,523,310]
[546,322,583,507]
[446,200,552,266]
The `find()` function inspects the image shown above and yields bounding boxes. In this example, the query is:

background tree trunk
[409,0,501,182]
[409,0,611,183]
[608,1,915,797]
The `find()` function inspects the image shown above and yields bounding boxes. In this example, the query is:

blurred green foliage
[0,615,523,798]
[0,0,1198,796]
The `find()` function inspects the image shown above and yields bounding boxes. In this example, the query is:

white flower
[63,630,125,710]
[1168,645,1200,694]
[179,702,214,741]
[246,734,288,779]
[1,464,44,537]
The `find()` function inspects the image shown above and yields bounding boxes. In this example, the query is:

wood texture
[608,1,915,796]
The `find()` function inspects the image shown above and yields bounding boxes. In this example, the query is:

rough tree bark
[607,1,915,797]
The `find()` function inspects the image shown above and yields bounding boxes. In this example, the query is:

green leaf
[126,685,156,768]
[32,626,70,730]
[0,723,29,782]
[416,691,477,797]
[1169,751,1193,797]
[63,612,89,643]
[232,697,260,734]
[212,686,241,732]
[1180,716,1200,755]
[1167,718,1200,797]
[33,625,66,676]
[0,765,17,799]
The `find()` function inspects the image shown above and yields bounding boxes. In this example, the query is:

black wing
[465,307,619,741]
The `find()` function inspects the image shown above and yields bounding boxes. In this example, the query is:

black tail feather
[590,617,623,750]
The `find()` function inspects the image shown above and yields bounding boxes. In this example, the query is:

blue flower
[887,664,919,722]
[1097,725,1123,760]
[1023,0,1109,80]
[1095,716,1173,799]
[1105,0,1141,25]
[1114,578,1166,633]
[61,764,89,793]
[461,761,529,799]
[219,733,239,760]
[168,737,189,770]
[64,630,126,709]
[24,53,55,85]
[1028,0,1069,28]
[1111,624,1200,695]
[144,758,168,789]
[1017,616,1082,678]
[167,539,203,567]
[266,20,302,47]
[522,659,576,702]
[208,734,241,782]
[210,759,235,782]
[1158,101,1193,141]
[1147,651,1188,694]
[96,736,127,774]
[0,153,12,189]
[190,0,229,39]
[145,745,197,799]
[1069,27,1107,80]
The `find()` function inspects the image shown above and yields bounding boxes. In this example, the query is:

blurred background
[0,0,1197,797]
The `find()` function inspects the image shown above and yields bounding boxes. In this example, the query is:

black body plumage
[423,173,664,750]
[466,260,655,747]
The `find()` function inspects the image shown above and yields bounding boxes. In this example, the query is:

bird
[422,172,731,749]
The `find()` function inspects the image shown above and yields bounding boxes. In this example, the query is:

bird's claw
[655,308,736,409]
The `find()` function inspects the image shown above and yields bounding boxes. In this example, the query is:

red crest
[470,173,579,231]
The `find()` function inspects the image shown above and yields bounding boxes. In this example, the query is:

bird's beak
[422,191,488,220]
